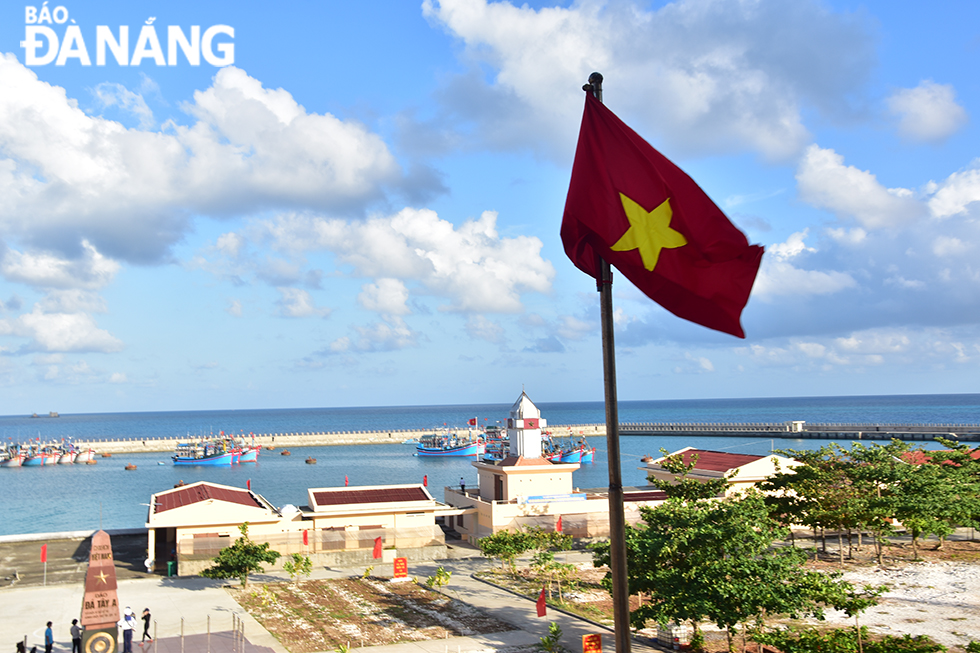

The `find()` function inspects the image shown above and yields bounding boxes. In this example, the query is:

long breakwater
[65,420,980,454]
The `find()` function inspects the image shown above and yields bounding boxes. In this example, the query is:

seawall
[67,420,980,455]
[74,424,608,454]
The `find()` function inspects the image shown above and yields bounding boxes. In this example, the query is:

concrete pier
[59,420,980,455]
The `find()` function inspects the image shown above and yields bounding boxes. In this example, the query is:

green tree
[478,530,537,572]
[282,553,313,586]
[754,626,946,653]
[200,522,281,588]
[478,528,571,573]
[594,493,859,653]
[530,550,576,602]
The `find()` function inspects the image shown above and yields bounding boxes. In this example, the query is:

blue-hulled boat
[172,439,236,466]
[416,431,485,457]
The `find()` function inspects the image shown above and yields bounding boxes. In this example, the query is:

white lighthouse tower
[508,390,546,459]
[467,390,579,508]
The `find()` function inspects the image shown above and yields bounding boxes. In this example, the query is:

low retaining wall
[176,543,450,577]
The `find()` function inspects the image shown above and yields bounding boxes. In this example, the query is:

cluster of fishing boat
[172,432,262,466]
[0,440,96,467]
[415,422,595,462]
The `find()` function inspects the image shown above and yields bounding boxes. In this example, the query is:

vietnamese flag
[303,530,309,546]
[556,515,562,533]
[40,544,47,563]
[468,418,477,426]
[561,94,763,338]
[373,537,383,559]
[536,586,547,617]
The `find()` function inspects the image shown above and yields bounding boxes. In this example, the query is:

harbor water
[1,393,978,536]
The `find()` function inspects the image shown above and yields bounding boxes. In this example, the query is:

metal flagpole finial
[583,72,603,101]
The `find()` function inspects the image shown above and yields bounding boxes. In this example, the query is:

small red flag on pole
[302,530,309,546]
[556,515,563,532]
[247,479,251,491]
[423,475,428,487]
[373,537,383,559]
[345,475,349,487]
[536,586,547,617]
[40,544,47,563]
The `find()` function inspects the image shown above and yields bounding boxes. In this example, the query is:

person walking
[70,619,82,653]
[140,608,152,645]
[43,623,52,653]
[118,607,135,653]
[459,477,465,493]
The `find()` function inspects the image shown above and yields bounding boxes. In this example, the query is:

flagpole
[584,71,631,653]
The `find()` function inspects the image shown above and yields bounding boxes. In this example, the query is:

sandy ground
[817,560,980,649]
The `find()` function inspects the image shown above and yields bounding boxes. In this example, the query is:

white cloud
[0,308,123,353]
[334,316,420,352]
[216,232,245,259]
[93,82,155,129]
[0,56,406,264]
[752,230,857,298]
[887,80,968,143]
[358,278,411,316]
[927,165,980,219]
[0,241,119,290]
[422,0,874,160]
[258,208,554,314]
[466,315,505,343]
[796,145,925,228]
[275,288,330,318]
[931,236,971,257]
[557,315,593,341]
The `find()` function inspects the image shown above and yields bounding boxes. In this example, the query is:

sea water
[0,394,977,536]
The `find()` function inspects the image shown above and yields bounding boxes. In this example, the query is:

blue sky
[1,0,979,414]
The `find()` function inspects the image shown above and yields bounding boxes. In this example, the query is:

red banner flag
[373,537,383,559]
[345,475,349,487]
[536,586,547,617]
[561,94,763,338]
[556,515,562,533]
[468,418,477,426]
[302,530,309,546]
[40,544,47,563]
[247,479,251,491]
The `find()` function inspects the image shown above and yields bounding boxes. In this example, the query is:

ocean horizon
[0,392,977,536]
[3,392,979,444]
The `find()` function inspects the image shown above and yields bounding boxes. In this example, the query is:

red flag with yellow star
[561,94,764,338]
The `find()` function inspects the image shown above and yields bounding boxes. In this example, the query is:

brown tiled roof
[665,449,764,473]
[155,483,262,513]
[312,487,429,506]
[623,490,669,502]
[498,455,552,466]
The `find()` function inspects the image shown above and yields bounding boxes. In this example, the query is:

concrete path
[0,575,285,653]
[1,550,659,653]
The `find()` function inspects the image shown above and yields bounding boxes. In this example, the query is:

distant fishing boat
[0,443,25,468]
[172,438,236,466]
[416,431,485,457]
[171,431,261,466]
[74,449,96,463]
[542,434,595,464]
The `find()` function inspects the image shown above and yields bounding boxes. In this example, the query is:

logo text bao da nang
[21,5,234,66]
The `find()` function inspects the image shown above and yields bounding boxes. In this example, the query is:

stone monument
[79,530,120,653]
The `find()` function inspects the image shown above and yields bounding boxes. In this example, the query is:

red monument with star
[80,530,120,653]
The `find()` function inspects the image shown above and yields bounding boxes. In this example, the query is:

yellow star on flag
[610,193,687,270]
[97,570,108,584]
